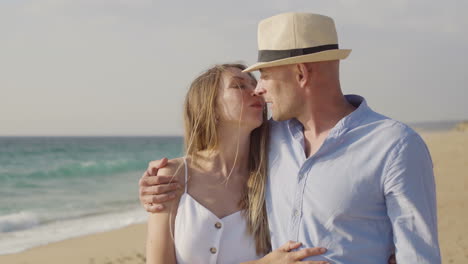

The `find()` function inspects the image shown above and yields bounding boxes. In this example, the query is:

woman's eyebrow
[229,76,245,86]
[231,76,245,82]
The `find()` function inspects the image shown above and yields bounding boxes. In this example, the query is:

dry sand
[421,131,468,264]
[0,131,467,264]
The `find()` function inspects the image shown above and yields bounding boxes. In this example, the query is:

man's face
[254,65,301,121]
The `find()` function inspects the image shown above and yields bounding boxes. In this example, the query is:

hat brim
[243,49,352,72]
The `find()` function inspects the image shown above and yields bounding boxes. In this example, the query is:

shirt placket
[288,120,309,243]
[288,163,310,243]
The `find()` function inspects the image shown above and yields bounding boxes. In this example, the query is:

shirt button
[214,222,222,229]
[210,247,217,254]
[294,209,300,217]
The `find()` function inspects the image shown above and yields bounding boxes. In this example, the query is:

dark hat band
[258,44,339,62]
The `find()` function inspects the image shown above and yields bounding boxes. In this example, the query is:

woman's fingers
[278,241,302,252]
[266,242,328,264]
[296,261,329,264]
[291,247,327,261]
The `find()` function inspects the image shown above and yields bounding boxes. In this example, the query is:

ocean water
[0,136,183,255]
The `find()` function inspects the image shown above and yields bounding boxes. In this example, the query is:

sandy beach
[422,131,468,263]
[0,223,148,264]
[1,130,467,264]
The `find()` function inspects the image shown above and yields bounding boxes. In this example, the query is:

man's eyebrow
[259,69,268,76]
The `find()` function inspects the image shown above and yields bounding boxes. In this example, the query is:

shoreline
[1,130,467,263]
[0,206,147,256]
[0,223,148,264]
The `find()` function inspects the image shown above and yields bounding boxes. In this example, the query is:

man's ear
[295,63,310,88]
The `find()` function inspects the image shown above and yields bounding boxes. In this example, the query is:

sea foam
[0,211,40,233]
[0,207,147,255]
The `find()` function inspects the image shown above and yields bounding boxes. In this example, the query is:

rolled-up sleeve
[384,133,441,264]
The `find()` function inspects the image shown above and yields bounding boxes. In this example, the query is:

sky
[1,0,467,136]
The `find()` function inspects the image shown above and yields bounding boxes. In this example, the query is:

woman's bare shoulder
[157,157,186,185]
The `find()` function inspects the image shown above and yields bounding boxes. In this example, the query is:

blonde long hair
[183,63,271,255]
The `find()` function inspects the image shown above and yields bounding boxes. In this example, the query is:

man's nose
[253,81,266,96]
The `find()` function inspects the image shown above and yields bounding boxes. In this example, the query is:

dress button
[210,247,217,254]
[215,222,222,229]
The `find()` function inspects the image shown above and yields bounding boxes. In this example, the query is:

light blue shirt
[266,95,441,264]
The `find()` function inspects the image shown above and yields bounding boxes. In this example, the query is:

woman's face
[216,67,265,130]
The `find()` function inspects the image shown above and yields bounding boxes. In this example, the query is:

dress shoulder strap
[183,157,188,193]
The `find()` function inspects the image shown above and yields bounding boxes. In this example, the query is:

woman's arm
[146,158,185,264]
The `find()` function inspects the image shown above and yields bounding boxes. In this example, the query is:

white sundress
[174,158,263,264]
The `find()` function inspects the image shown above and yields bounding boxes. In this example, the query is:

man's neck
[297,94,356,157]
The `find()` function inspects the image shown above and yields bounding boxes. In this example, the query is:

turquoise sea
[0,136,183,255]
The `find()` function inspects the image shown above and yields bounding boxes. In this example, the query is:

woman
[146,64,326,264]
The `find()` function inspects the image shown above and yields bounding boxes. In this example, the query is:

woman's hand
[243,241,329,264]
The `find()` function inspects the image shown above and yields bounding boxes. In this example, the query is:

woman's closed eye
[230,83,246,89]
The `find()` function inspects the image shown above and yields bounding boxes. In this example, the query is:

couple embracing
[139,13,441,264]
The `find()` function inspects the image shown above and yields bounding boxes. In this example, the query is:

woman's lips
[250,102,264,109]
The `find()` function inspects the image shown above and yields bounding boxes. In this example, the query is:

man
[139,13,440,263]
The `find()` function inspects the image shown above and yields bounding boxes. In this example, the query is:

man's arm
[146,158,184,264]
[384,133,441,263]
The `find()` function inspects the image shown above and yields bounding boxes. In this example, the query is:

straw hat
[244,12,351,72]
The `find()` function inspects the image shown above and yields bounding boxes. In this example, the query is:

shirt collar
[287,94,371,139]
